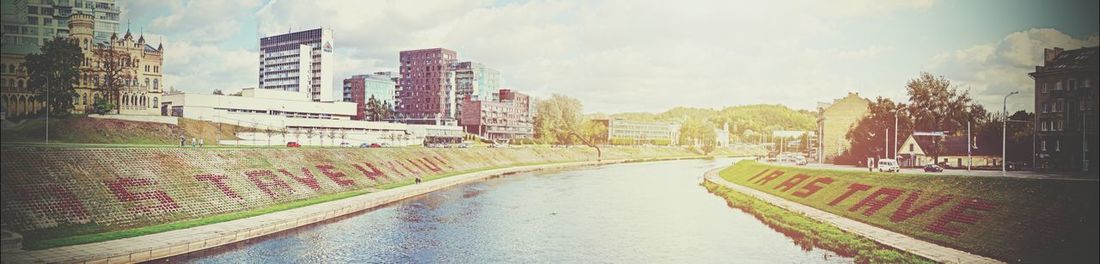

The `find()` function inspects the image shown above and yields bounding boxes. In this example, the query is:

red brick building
[396,48,458,125]
[459,89,534,141]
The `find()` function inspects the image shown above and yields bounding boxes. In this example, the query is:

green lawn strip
[703,181,933,264]
[716,160,1099,263]
[21,155,703,250]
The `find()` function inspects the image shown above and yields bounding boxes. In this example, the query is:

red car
[286,142,301,148]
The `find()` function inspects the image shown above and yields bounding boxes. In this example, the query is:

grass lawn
[717,160,1099,263]
[703,181,932,264]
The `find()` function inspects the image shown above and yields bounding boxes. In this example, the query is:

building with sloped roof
[1029,46,1098,172]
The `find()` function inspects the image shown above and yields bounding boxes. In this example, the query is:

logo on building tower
[323,41,333,53]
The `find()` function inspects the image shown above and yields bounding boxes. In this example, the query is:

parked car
[794,156,808,166]
[359,143,382,148]
[923,164,944,172]
[458,143,470,148]
[877,159,900,172]
[339,142,351,147]
[286,142,301,148]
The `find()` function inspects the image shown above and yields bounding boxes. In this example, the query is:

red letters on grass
[104,177,180,213]
[828,183,872,206]
[279,168,322,191]
[246,170,295,199]
[926,198,998,237]
[791,177,833,198]
[317,164,355,186]
[889,191,953,223]
[195,174,241,200]
[848,187,904,217]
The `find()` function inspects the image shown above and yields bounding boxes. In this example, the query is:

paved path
[1,158,673,264]
[704,167,1005,264]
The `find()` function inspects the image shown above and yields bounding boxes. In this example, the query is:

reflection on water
[164,158,852,263]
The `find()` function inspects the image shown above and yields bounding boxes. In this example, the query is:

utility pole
[893,109,898,160]
[967,121,972,171]
[1003,91,1019,176]
[45,75,50,144]
[885,128,889,159]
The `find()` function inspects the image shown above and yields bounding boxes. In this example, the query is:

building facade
[459,88,533,141]
[600,119,680,146]
[396,48,458,125]
[2,13,163,118]
[452,61,499,119]
[343,73,396,121]
[1,0,120,55]
[259,28,335,102]
[896,134,1000,168]
[817,92,870,163]
[1029,46,1099,172]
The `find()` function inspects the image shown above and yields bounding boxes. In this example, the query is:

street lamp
[1002,91,1019,175]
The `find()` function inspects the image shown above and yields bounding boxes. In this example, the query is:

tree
[264,127,274,146]
[380,101,394,121]
[212,89,224,95]
[905,72,986,162]
[364,96,382,121]
[679,117,718,152]
[579,119,608,145]
[25,37,82,117]
[838,97,913,165]
[534,94,584,144]
[92,41,136,114]
[91,97,114,115]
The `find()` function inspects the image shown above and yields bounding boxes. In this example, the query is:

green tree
[25,37,82,117]
[579,119,608,145]
[92,41,136,114]
[839,97,913,165]
[363,95,381,121]
[380,100,394,121]
[679,117,718,153]
[904,72,987,162]
[534,94,584,144]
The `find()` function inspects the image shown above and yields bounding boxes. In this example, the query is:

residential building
[896,134,999,168]
[817,92,870,163]
[1,0,121,55]
[343,73,396,120]
[396,48,458,125]
[2,13,164,118]
[452,61,500,119]
[259,28,335,102]
[1029,46,1099,172]
[459,88,533,141]
[598,119,680,146]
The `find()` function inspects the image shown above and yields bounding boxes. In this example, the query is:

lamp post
[893,109,899,160]
[1003,91,1019,175]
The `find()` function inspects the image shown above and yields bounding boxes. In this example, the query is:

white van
[877,159,900,172]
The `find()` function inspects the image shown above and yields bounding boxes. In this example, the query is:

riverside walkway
[703,167,1004,264]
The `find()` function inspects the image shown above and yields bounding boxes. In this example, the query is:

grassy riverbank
[717,161,1099,263]
[703,181,932,263]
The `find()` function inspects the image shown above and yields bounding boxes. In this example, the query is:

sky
[118,0,1099,114]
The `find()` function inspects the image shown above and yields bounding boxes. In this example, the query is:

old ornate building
[1,13,164,118]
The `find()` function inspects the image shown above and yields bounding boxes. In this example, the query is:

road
[762,161,1097,181]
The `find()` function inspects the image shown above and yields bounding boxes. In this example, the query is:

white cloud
[125,0,994,113]
[926,28,1099,112]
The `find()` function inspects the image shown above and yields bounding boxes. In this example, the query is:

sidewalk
[1,158,650,264]
[704,167,1005,264]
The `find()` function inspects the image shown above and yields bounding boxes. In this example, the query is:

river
[166,158,851,263]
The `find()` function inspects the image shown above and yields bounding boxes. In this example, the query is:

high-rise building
[452,61,500,122]
[1029,46,1098,172]
[396,48,457,125]
[259,28,335,102]
[1,0,121,55]
[343,73,396,121]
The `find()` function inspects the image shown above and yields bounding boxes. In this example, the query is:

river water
[169,158,851,263]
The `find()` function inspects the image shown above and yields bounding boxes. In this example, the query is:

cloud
[122,0,952,113]
[926,28,1099,112]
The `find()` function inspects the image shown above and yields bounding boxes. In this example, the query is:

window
[1055,81,1063,90]
[1068,79,1078,90]
[1041,140,1047,151]
[1055,140,1061,152]
[1042,103,1050,113]
[1085,79,1092,88]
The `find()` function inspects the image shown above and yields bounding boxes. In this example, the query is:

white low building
[160,89,463,146]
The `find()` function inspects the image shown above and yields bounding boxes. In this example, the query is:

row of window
[1040,78,1092,93]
